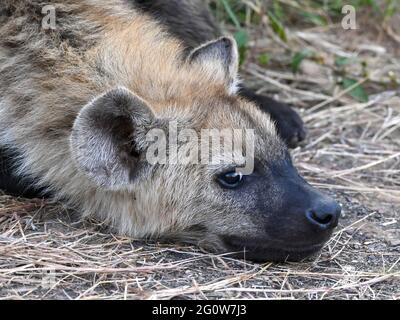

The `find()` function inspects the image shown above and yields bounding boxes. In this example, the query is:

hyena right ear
[188,37,239,94]
[70,87,154,190]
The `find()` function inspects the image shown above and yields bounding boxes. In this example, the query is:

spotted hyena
[0,0,340,261]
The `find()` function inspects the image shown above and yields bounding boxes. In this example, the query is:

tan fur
[0,0,282,247]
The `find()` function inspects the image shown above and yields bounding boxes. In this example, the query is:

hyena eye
[217,171,244,189]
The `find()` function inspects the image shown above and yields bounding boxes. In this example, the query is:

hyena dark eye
[217,171,244,189]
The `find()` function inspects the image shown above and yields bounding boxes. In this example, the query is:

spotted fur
[0,0,288,252]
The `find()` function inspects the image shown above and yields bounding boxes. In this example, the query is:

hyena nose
[305,199,341,231]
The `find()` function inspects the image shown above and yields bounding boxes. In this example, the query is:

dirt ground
[0,6,399,300]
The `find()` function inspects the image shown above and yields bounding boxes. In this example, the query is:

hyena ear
[70,87,154,190]
[188,37,240,94]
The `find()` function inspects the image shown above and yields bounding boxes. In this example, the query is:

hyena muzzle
[0,0,341,262]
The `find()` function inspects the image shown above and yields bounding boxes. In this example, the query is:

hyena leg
[238,88,306,148]
[0,147,47,198]
[132,0,306,147]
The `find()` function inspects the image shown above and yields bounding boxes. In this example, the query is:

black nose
[306,199,341,230]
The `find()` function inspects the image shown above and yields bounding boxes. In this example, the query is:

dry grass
[0,2,399,300]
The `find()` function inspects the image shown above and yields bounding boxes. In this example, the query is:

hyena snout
[305,195,341,232]
[265,176,342,259]
[220,164,342,262]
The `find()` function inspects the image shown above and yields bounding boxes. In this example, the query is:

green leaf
[234,30,249,66]
[384,0,398,18]
[238,47,248,66]
[341,78,369,102]
[221,0,248,66]
[272,0,284,21]
[234,29,249,48]
[361,0,381,12]
[267,10,287,42]
[237,11,247,24]
[220,0,241,29]
[258,53,270,66]
[291,49,314,73]
[302,12,328,26]
[335,56,352,67]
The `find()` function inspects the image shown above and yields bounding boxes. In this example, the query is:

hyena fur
[0,0,340,261]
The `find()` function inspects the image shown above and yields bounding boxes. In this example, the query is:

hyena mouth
[221,236,327,262]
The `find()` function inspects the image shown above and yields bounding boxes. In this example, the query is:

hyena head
[70,37,341,261]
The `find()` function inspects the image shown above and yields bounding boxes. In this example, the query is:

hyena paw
[268,101,307,149]
[245,92,306,148]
